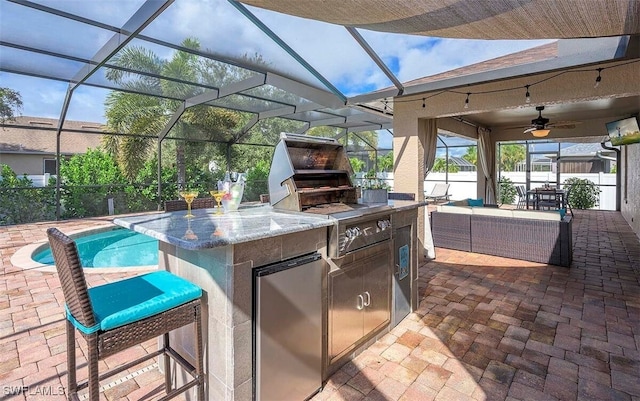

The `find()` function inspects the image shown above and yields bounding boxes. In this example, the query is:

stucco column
[393,113,435,259]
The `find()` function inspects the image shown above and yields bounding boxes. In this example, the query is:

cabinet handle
[363,291,371,307]
[356,294,364,310]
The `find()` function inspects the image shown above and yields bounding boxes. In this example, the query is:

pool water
[34,228,158,268]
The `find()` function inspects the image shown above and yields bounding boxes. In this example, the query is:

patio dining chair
[425,183,451,203]
[47,228,204,401]
[516,185,528,209]
[564,185,574,215]
[165,197,215,212]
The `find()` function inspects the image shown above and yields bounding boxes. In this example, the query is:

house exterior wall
[560,160,609,174]
[0,154,53,175]
[621,143,640,237]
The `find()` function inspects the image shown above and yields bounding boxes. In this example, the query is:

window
[43,158,57,174]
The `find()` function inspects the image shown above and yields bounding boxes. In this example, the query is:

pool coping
[11,224,159,274]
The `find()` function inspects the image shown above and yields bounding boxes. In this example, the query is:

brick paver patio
[1,210,638,400]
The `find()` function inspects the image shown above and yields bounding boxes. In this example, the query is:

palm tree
[103,38,241,187]
[462,146,477,166]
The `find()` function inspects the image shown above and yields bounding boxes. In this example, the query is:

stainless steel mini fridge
[253,253,324,401]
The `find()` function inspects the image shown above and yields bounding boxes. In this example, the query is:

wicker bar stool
[47,228,204,401]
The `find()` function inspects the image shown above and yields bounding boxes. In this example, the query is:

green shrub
[0,164,56,225]
[498,177,517,205]
[564,177,601,209]
[59,148,126,218]
[244,160,270,202]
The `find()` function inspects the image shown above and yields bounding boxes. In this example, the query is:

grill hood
[268,133,357,211]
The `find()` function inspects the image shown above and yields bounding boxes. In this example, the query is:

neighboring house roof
[561,143,616,157]
[448,157,475,168]
[405,42,558,87]
[0,116,104,155]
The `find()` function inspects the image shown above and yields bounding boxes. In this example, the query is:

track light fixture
[594,68,603,88]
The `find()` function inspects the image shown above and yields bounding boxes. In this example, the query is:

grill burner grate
[302,202,356,214]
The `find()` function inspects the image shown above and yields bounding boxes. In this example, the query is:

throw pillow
[558,208,566,219]
[467,198,484,207]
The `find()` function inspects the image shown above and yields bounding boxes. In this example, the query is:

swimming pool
[33,227,158,268]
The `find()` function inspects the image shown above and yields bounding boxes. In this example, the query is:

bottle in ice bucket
[218,171,245,212]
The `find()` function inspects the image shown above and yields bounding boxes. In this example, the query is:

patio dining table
[526,188,566,210]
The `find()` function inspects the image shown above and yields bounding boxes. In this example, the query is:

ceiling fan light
[532,129,550,137]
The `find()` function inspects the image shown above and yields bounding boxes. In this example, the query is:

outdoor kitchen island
[113,199,425,401]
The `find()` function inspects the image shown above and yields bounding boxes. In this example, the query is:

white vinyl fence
[394,172,614,210]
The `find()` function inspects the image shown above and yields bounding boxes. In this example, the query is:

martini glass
[179,190,198,218]
[210,190,227,214]
[182,218,198,240]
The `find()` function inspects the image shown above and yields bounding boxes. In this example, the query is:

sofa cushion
[511,210,561,221]
[437,205,473,214]
[467,198,484,207]
[471,207,514,218]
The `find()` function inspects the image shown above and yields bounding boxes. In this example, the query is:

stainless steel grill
[268,133,393,258]
[268,133,357,211]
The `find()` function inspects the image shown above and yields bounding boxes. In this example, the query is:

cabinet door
[328,263,363,359]
[363,249,391,336]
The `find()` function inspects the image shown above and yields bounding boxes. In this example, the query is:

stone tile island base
[159,227,327,401]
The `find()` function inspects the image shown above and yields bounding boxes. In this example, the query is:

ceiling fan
[523,106,580,137]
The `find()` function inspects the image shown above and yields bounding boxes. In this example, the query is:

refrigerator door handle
[363,291,371,307]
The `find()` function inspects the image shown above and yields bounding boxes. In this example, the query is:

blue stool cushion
[68,271,201,334]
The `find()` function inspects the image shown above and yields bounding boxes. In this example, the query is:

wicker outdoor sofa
[431,204,573,267]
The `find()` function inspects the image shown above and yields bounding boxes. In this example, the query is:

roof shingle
[0,116,104,155]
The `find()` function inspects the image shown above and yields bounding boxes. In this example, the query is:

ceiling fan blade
[523,127,536,133]
[547,121,581,129]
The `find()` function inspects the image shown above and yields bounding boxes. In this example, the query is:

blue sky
[0,0,553,126]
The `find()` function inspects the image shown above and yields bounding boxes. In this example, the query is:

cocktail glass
[182,218,198,240]
[179,190,199,218]
[210,190,226,214]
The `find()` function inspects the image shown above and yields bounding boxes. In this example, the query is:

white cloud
[359,29,554,83]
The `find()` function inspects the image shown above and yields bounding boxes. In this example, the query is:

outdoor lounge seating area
[431,202,573,266]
